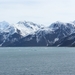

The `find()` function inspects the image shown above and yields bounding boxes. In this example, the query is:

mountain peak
[0,21,10,30]
[17,20,41,28]
[17,21,27,24]
[49,21,64,29]
[0,20,75,46]
[0,21,9,25]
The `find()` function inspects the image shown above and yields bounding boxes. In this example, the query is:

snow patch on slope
[12,21,41,36]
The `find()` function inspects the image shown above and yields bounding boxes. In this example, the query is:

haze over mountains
[0,20,75,47]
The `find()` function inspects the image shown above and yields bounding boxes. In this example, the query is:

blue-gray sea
[0,47,75,75]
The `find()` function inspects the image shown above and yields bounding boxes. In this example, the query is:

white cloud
[0,0,75,25]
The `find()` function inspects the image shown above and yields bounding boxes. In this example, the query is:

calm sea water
[0,47,75,75]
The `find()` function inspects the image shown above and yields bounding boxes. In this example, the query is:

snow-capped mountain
[0,21,42,46]
[34,21,75,46]
[0,20,75,47]
[12,21,42,36]
[0,21,42,36]
[0,21,16,34]
[0,21,9,30]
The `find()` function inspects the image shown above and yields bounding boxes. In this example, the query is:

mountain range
[0,21,75,47]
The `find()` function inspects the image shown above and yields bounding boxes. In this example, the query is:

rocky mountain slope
[0,21,75,47]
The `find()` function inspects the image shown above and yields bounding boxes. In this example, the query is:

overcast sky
[0,0,75,25]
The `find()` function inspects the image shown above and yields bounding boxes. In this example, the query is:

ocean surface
[0,47,75,75]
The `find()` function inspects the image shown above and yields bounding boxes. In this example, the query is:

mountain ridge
[0,20,75,47]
